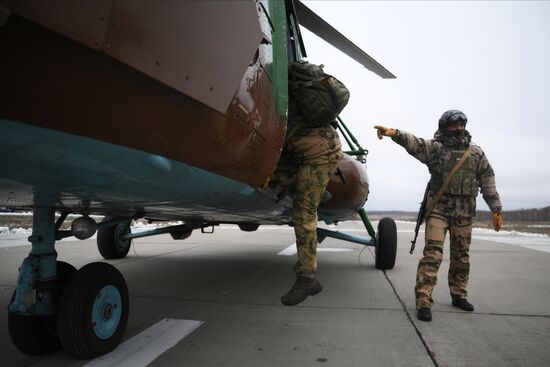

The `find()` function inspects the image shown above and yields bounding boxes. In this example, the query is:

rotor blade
[294,0,396,79]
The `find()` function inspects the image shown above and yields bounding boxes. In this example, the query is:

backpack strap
[288,76,325,90]
[424,145,473,219]
[285,123,301,144]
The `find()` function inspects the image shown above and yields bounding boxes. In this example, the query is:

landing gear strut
[7,205,129,359]
[8,261,76,355]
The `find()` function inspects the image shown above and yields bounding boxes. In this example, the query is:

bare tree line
[475,205,550,222]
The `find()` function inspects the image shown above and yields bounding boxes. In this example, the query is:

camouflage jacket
[283,116,342,161]
[393,130,502,218]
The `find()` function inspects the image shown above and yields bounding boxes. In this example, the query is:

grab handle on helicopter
[335,116,367,163]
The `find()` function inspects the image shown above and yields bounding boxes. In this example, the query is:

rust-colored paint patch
[322,155,369,218]
[0,16,285,188]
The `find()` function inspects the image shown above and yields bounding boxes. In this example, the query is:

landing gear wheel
[170,229,192,240]
[238,223,260,232]
[97,217,132,259]
[375,217,397,270]
[8,261,77,355]
[57,262,129,359]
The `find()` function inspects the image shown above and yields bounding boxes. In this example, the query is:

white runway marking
[277,243,355,256]
[278,243,298,256]
[84,318,203,367]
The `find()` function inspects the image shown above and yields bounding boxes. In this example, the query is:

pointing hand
[373,125,397,140]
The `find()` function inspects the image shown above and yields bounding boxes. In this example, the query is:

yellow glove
[261,176,270,189]
[493,212,503,232]
[373,125,397,140]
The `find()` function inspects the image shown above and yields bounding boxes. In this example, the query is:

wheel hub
[103,303,113,320]
[92,285,122,340]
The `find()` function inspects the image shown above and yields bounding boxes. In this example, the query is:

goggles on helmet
[446,112,467,124]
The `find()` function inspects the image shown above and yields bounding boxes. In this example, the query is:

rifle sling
[424,145,473,220]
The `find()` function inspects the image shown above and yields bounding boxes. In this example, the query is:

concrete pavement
[0,220,549,366]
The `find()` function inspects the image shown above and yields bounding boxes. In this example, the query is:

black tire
[97,217,132,259]
[170,229,192,240]
[57,262,129,359]
[8,261,77,355]
[375,217,397,270]
[238,223,260,232]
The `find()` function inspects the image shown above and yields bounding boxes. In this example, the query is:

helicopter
[0,0,397,359]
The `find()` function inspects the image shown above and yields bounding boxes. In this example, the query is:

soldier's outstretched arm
[374,126,434,164]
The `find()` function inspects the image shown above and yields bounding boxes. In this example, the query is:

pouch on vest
[288,61,350,128]
[431,150,479,197]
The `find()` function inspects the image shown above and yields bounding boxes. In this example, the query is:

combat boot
[417,308,432,322]
[281,274,323,306]
[452,297,474,311]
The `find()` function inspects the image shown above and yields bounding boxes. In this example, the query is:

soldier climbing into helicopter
[269,61,349,306]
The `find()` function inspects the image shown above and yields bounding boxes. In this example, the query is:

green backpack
[288,61,350,128]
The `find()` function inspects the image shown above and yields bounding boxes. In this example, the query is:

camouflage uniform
[392,130,502,309]
[271,122,343,274]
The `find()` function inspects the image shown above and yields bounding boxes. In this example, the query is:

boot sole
[310,286,323,296]
[452,304,474,312]
[452,301,474,312]
[417,308,432,321]
[281,286,323,306]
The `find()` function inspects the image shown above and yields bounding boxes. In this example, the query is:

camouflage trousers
[415,215,472,309]
[270,151,343,274]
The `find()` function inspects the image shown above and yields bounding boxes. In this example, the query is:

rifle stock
[410,182,430,254]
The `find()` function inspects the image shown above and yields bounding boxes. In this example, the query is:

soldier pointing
[374,110,503,322]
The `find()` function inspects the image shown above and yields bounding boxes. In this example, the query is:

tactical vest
[430,147,479,197]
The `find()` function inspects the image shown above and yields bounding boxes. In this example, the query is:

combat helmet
[438,110,467,130]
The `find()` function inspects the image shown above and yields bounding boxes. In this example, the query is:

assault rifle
[410,182,430,254]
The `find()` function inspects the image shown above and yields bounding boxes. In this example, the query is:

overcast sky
[301,1,550,212]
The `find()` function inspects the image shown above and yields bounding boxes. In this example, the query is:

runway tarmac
[1,220,549,367]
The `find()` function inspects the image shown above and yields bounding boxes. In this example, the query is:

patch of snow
[472,227,550,253]
[0,226,32,236]
[473,227,548,238]
[132,222,159,229]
